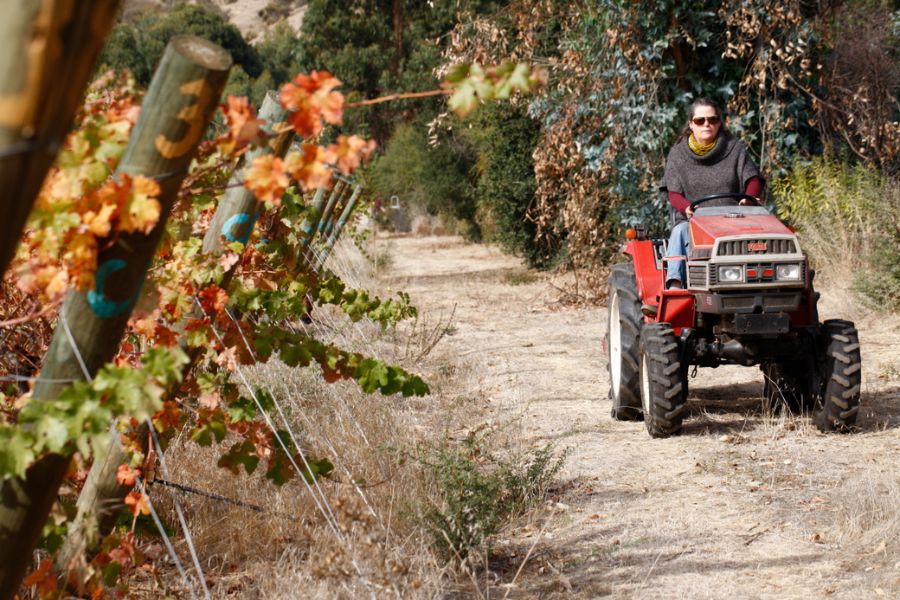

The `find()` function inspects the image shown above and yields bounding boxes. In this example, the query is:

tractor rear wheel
[607,262,643,421]
[814,319,862,432]
[639,322,687,437]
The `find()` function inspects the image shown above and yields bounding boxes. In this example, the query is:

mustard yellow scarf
[688,133,716,156]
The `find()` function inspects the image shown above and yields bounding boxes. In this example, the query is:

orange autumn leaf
[220,95,266,154]
[153,401,183,431]
[81,202,117,238]
[327,135,377,175]
[284,144,333,191]
[119,175,161,234]
[279,71,344,137]
[63,232,99,290]
[116,464,141,486]
[23,559,58,597]
[244,154,290,205]
[124,490,151,517]
[198,284,229,313]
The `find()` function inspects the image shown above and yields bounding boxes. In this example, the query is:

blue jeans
[666,220,690,284]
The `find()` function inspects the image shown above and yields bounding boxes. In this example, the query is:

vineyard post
[296,186,328,248]
[0,1,122,277]
[203,90,294,255]
[317,183,363,267]
[316,180,347,239]
[0,37,232,599]
[301,180,349,269]
[57,90,293,569]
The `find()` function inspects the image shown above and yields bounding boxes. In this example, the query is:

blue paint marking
[222,213,256,244]
[87,259,140,318]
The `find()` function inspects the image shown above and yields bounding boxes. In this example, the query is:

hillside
[123,0,306,37]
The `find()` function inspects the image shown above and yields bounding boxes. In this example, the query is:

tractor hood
[689,206,793,248]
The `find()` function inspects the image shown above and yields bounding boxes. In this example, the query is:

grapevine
[0,44,540,594]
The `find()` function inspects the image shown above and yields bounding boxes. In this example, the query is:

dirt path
[384,235,900,599]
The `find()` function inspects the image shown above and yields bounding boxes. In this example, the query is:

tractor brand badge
[747,241,768,252]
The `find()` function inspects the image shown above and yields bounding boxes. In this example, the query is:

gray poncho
[664,132,761,205]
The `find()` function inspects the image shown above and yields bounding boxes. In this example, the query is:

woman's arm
[668,190,691,214]
[744,176,763,198]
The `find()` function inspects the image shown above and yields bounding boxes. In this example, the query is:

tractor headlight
[775,264,802,281]
[719,265,744,283]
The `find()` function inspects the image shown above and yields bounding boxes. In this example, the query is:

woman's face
[689,105,721,144]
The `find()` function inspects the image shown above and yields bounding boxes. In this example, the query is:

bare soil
[384,234,900,599]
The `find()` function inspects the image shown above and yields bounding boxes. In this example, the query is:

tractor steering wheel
[689,192,760,213]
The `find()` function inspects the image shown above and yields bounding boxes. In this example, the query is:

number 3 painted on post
[154,78,215,159]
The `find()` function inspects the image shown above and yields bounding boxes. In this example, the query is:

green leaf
[444,63,472,84]
[0,428,37,479]
[449,83,479,117]
[226,396,257,422]
[35,416,68,454]
[191,418,226,446]
[217,441,260,475]
[304,457,334,482]
[265,451,294,486]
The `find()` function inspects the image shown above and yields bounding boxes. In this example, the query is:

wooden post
[0,37,231,599]
[316,180,347,238]
[297,186,328,248]
[203,91,293,255]
[56,92,293,569]
[0,1,122,277]
[317,184,363,268]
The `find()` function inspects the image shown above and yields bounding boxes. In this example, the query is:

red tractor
[606,193,862,437]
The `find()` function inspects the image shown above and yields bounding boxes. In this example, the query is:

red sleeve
[744,176,763,198]
[668,190,691,214]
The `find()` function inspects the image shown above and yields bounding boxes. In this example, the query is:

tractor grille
[688,265,708,288]
[716,238,796,256]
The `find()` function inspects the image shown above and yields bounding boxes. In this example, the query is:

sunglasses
[691,116,721,126]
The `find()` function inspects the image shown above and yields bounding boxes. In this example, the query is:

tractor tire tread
[640,322,686,438]
[815,320,862,432]
[608,263,644,421]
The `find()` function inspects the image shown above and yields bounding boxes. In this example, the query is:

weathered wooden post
[0,1,122,277]
[57,92,293,568]
[316,180,347,238]
[301,180,348,269]
[203,91,293,255]
[298,186,328,246]
[317,183,363,268]
[0,37,231,599]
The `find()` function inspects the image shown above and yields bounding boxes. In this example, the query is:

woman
[663,98,763,288]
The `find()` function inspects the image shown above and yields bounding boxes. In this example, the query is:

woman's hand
[739,197,761,206]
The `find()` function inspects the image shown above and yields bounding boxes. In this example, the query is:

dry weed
[130,235,557,598]
[828,467,900,596]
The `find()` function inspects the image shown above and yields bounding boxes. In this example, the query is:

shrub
[368,124,478,235]
[464,103,556,268]
[772,158,900,311]
[424,432,564,561]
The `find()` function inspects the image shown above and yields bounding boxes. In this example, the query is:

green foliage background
[101,0,899,304]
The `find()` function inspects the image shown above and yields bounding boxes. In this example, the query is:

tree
[100,3,262,86]
[296,0,504,142]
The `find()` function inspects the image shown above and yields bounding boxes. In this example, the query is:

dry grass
[130,235,559,599]
[128,237,454,598]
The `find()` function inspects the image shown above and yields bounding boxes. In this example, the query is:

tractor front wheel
[639,323,687,437]
[814,319,862,432]
[607,262,643,421]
